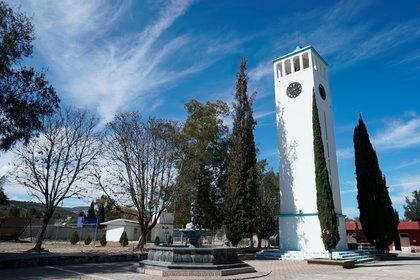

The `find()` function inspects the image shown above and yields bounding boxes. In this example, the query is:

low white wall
[151,225,173,243]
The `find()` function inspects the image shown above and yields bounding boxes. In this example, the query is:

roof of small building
[346,221,420,231]
[399,221,420,230]
[101,212,174,226]
[100,219,138,226]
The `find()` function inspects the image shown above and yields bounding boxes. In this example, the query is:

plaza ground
[1,253,419,280]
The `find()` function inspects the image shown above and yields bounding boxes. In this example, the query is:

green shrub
[119,231,128,247]
[100,234,107,247]
[84,235,92,245]
[167,235,173,245]
[154,236,160,246]
[70,231,79,245]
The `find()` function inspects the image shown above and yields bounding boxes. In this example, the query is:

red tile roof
[346,221,420,231]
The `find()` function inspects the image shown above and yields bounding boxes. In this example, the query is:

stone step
[257,249,376,263]
[336,253,359,257]
[355,257,375,263]
[256,249,282,260]
[333,250,375,263]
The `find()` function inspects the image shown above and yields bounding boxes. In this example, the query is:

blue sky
[2,0,420,218]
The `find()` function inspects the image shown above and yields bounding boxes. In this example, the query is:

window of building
[302,53,309,69]
[293,56,300,72]
[276,62,283,78]
[134,228,138,234]
[285,59,291,75]
[323,112,329,141]
[312,56,318,71]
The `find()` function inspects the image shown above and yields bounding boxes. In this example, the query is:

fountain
[179,202,207,247]
[135,203,256,277]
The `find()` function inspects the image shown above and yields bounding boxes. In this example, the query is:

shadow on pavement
[1,262,138,280]
[396,255,420,261]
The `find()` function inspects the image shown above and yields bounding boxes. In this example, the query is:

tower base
[278,214,348,259]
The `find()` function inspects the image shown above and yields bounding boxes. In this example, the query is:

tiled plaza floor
[247,256,420,280]
[1,255,419,279]
[247,259,342,279]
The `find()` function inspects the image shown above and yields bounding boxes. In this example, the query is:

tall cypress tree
[312,94,339,259]
[354,115,399,252]
[88,201,96,218]
[97,202,105,228]
[224,58,258,247]
[0,177,9,205]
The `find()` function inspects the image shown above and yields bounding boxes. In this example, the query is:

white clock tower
[273,46,347,259]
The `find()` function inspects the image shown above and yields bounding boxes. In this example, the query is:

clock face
[319,84,326,100]
[286,82,302,98]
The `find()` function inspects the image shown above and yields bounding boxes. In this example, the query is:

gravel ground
[0,241,141,254]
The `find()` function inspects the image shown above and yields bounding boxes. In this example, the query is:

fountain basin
[136,246,256,277]
[179,228,207,247]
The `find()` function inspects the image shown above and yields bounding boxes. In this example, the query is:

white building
[101,213,174,243]
[273,46,347,259]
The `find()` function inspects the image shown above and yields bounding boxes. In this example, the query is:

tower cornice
[272,45,328,66]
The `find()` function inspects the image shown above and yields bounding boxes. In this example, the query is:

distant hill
[0,200,87,219]
[66,206,89,213]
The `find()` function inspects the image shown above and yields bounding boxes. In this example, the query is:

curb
[0,252,148,269]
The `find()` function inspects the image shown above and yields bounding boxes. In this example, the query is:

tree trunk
[32,213,52,251]
[136,231,147,250]
[249,233,254,248]
[328,249,333,260]
[257,236,262,248]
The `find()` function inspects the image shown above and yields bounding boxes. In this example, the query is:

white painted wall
[125,224,140,241]
[105,224,125,242]
[103,219,173,243]
[103,221,140,242]
[273,46,347,257]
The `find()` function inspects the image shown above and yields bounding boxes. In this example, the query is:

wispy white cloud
[397,51,420,65]
[387,174,420,212]
[206,35,255,56]
[8,0,237,121]
[390,194,408,205]
[342,207,358,218]
[249,0,420,80]
[390,158,420,171]
[372,114,420,151]
[338,112,420,161]
[254,110,275,120]
[341,188,357,195]
[249,62,272,82]
[336,147,353,160]
[390,175,420,192]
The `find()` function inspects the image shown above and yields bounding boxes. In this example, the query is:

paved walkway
[1,256,419,279]
[249,257,420,280]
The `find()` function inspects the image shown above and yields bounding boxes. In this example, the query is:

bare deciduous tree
[14,107,101,251]
[98,113,180,249]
